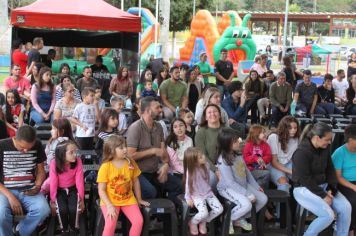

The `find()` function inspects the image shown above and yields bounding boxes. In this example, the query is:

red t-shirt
[12,49,28,76]
[3,76,31,95]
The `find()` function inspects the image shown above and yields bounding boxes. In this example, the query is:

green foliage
[289,4,301,12]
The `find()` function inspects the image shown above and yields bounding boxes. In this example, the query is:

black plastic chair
[220,199,258,236]
[141,198,178,236]
[258,189,292,236]
[295,205,334,236]
[176,194,216,236]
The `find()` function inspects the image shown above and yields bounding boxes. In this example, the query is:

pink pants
[101,204,143,236]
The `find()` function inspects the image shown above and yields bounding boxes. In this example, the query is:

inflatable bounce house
[52,7,160,74]
[128,7,161,70]
[179,10,256,77]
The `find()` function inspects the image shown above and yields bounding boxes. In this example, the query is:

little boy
[110,96,128,135]
[141,80,157,98]
[94,85,106,113]
[71,87,100,150]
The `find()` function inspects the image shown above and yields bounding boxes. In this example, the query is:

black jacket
[292,139,338,198]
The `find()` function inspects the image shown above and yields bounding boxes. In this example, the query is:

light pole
[282,0,289,59]
[193,0,196,16]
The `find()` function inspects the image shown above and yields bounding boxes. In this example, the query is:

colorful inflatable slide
[128,7,161,69]
[179,10,256,76]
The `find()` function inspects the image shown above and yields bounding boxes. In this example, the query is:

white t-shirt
[267,133,298,165]
[332,78,349,98]
[117,112,127,131]
[73,103,96,137]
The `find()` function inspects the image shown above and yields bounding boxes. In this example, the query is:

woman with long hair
[293,122,351,236]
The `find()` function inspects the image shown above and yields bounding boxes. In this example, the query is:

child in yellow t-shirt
[97,135,150,236]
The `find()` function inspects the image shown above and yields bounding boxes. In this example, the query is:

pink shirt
[3,76,31,95]
[49,158,84,202]
[250,63,267,77]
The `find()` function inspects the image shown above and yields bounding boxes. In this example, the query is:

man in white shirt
[332,69,349,106]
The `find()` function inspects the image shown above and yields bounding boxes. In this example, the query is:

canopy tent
[10,0,141,50]
[295,44,333,73]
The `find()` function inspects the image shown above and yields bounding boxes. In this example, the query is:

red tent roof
[11,0,141,33]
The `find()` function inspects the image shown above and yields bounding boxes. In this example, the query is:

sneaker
[229,220,235,234]
[235,219,252,231]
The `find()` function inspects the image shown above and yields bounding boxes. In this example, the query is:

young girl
[97,135,149,236]
[95,108,119,162]
[216,127,267,232]
[30,66,56,124]
[3,89,24,137]
[267,116,300,192]
[49,140,85,235]
[183,147,223,236]
[242,125,272,189]
[166,118,193,177]
[45,118,76,166]
[179,108,196,141]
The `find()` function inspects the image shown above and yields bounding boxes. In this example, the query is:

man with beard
[159,66,188,120]
[127,96,182,201]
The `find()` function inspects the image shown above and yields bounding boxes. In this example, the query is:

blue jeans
[30,110,53,124]
[0,190,50,236]
[139,172,183,204]
[315,103,342,115]
[269,161,292,193]
[217,85,229,101]
[293,185,351,236]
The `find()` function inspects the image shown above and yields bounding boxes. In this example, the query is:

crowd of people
[0,38,355,236]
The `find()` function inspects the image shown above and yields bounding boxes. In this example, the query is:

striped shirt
[0,139,46,190]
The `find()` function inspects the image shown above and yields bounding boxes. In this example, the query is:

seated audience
[95,108,119,162]
[242,125,272,189]
[315,74,342,115]
[221,81,248,138]
[76,67,98,94]
[267,116,300,192]
[55,74,81,101]
[127,97,183,201]
[346,74,356,115]
[136,69,158,99]
[166,118,193,178]
[269,72,292,127]
[292,122,351,236]
[332,124,356,236]
[186,68,203,113]
[141,80,157,98]
[333,69,348,106]
[257,70,276,124]
[292,70,318,117]
[244,70,265,124]
[30,67,56,124]
[195,104,225,188]
[4,64,31,103]
[217,127,267,231]
[159,66,188,120]
[0,125,50,236]
[2,89,25,137]
[53,63,74,85]
[54,84,81,121]
[109,66,133,109]
[110,96,128,135]
[196,87,229,125]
